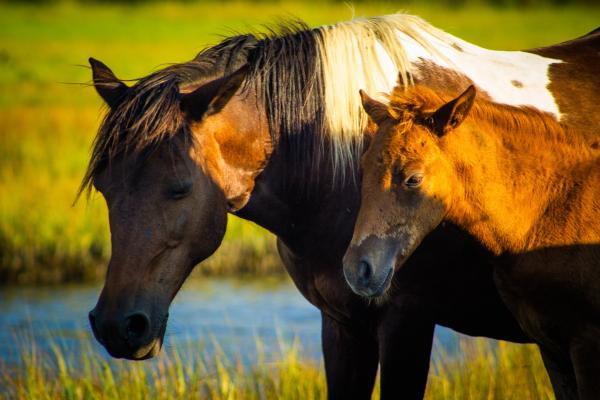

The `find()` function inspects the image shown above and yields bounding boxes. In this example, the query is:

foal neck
[443,104,599,254]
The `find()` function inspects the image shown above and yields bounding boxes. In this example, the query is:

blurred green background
[0,0,598,284]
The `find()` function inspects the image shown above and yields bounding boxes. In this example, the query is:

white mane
[315,13,561,177]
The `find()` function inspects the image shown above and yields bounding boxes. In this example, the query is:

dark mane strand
[247,21,325,185]
[81,21,327,196]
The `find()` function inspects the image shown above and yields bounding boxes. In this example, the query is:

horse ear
[360,90,394,126]
[431,85,476,136]
[180,65,249,121]
[89,58,129,109]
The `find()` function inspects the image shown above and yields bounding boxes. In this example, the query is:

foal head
[343,85,476,298]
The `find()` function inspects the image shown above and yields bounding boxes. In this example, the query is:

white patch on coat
[396,28,561,116]
[316,13,561,176]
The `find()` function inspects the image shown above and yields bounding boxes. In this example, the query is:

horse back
[527,31,600,138]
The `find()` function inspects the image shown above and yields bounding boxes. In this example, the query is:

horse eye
[168,182,193,200]
[404,173,424,188]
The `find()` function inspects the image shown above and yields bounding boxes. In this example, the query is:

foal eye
[404,173,424,188]
[168,182,193,200]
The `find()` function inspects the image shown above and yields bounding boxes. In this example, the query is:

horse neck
[444,112,598,254]
[237,134,362,259]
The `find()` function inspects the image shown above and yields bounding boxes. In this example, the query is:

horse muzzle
[89,307,168,360]
[343,235,406,298]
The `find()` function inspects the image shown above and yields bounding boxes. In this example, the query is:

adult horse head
[85,56,270,360]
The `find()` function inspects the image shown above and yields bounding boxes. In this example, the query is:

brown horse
[85,14,599,399]
[347,84,600,399]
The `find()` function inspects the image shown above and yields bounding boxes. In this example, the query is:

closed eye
[168,181,193,200]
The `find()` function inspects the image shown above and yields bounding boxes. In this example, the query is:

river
[0,277,464,367]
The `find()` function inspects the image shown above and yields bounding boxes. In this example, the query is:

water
[0,277,462,367]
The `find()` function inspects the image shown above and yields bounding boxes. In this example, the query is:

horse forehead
[386,128,430,158]
[99,150,189,195]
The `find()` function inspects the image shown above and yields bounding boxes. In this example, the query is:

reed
[0,330,553,400]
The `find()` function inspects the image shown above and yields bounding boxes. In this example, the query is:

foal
[344,84,600,399]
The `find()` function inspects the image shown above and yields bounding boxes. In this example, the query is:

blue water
[0,277,463,367]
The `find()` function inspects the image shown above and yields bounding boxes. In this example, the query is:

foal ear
[360,90,394,126]
[180,65,249,121]
[431,85,476,136]
[89,58,129,109]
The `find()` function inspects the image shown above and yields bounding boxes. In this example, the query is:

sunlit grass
[2,330,327,400]
[1,1,598,283]
[0,330,553,399]
[426,340,553,400]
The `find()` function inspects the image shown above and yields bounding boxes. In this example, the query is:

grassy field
[1,1,599,284]
[1,331,553,400]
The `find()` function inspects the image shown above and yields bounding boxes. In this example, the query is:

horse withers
[345,83,600,399]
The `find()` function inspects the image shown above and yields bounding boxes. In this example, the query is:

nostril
[358,260,373,286]
[124,313,150,341]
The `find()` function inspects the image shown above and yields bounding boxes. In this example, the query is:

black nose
[357,259,373,287]
[124,312,151,342]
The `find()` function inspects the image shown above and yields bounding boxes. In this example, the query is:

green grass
[0,331,553,399]
[1,1,599,283]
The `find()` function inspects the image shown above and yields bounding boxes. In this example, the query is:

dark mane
[81,21,325,194]
[247,23,325,173]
